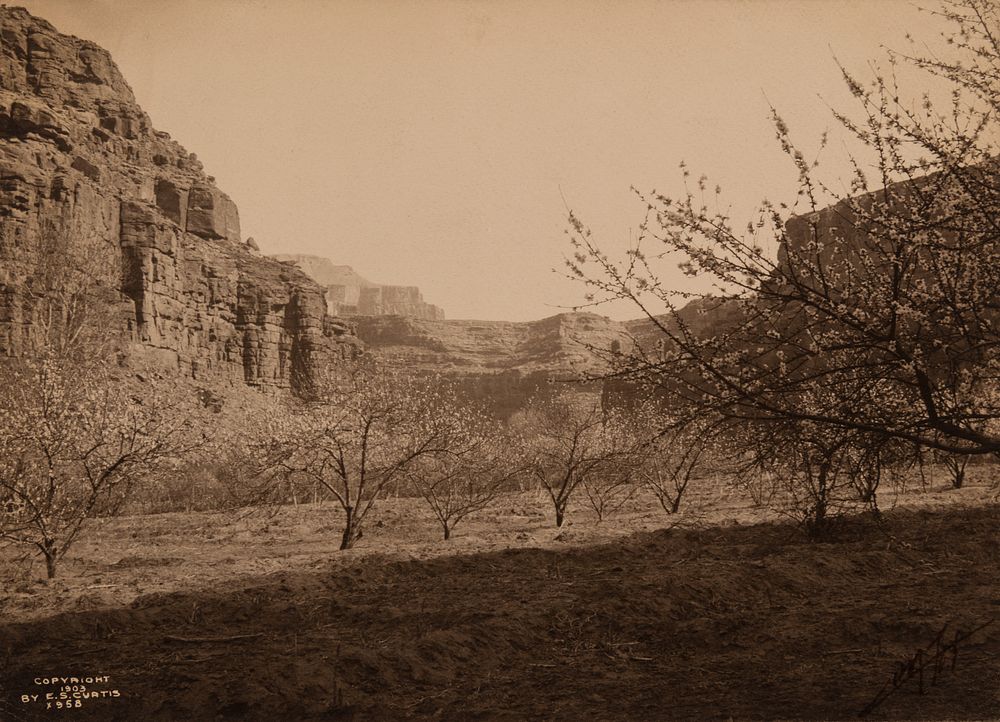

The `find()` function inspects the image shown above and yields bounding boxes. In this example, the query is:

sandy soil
[0,475,998,720]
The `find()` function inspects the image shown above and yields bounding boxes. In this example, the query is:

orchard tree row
[5,331,957,579]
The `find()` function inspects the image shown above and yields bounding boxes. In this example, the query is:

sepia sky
[15,0,935,321]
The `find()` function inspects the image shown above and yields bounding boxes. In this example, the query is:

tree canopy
[568,1,1000,457]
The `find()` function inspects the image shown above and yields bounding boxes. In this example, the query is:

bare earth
[0,478,998,721]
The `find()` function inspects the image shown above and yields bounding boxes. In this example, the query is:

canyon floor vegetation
[1,473,997,720]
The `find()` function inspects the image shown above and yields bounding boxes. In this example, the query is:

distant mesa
[271,254,446,320]
[351,311,631,376]
[268,256,640,379]
[347,311,637,416]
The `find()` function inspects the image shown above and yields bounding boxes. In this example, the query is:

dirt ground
[0,474,998,720]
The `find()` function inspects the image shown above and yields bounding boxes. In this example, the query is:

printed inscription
[18,675,121,711]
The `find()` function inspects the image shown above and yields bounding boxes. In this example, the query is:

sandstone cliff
[0,6,358,390]
[272,253,445,320]
[355,312,631,375]
[353,312,632,414]
[624,297,746,353]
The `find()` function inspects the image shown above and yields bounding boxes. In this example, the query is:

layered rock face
[355,312,633,414]
[623,297,745,354]
[272,254,445,320]
[356,285,444,320]
[355,312,631,375]
[0,7,358,390]
[273,253,636,411]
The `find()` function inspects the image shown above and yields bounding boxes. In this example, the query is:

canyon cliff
[0,5,751,407]
[273,252,639,412]
[271,254,445,321]
[354,312,635,415]
[354,312,630,376]
[0,6,358,391]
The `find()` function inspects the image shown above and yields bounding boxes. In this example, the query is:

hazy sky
[15,0,937,321]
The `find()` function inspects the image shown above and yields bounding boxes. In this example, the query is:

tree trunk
[443,523,451,541]
[953,468,965,489]
[811,463,830,537]
[671,495,681,514]
[43,539,57,579]
[340,505,361,550]
[950,459,967,489]
[555,505,565,527]
[868,489,882,522]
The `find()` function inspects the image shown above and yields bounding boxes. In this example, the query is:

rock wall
[272,254,445,320]
[354,312,631,376]
[0,6,358,390]
[353,311,628,416]
[623,297,745,356]
[353,284,444,320]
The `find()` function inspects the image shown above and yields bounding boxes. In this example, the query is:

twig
[163,633,263,644]
[858,618,995,718]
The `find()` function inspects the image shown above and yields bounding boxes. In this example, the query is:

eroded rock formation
[272,254,445,320]
[0,6,358,390]
[353,312,633,415]
[354,312,628,374]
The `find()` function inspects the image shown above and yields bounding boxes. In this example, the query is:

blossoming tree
[566,1,1000,463]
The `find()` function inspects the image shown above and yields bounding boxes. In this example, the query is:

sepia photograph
[0,0,998,719]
